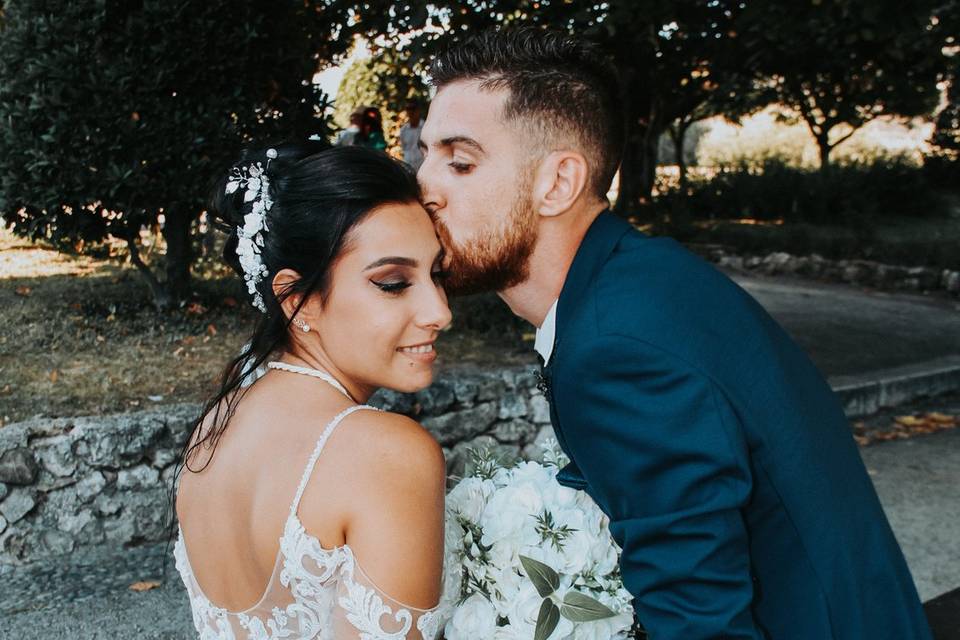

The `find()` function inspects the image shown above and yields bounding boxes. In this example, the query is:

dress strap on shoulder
[289,404,378,516]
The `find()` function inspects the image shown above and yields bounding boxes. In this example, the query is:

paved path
[731,273,960,378]
[861,429,960,602]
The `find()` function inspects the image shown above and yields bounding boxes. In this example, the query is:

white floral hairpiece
[225,148,278,312]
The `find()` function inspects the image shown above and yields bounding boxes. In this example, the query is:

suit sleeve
[554,333,765,640]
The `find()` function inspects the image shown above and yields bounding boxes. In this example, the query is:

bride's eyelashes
[371,278,411,294]
[370,270,449,295]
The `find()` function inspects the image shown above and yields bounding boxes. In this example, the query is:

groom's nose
[417,161,444,217]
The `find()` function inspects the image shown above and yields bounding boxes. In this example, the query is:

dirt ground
[0,229,533,425]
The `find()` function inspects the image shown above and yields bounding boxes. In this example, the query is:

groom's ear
[532,150,590,218]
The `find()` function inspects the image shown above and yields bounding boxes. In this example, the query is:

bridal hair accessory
[225,147,279,312]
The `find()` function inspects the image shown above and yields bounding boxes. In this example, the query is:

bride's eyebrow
[364,256,418,270]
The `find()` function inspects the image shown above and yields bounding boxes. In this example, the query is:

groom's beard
[433,190,538,297]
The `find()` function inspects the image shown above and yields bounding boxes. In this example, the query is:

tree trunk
[614,120,661,215]
[817,135,832,173]
[125,234,173,311]
[161,205,193,306]
[669,121,691,191]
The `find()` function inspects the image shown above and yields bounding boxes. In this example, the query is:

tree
[928,2,959,175]
[738,0,946,172]
[330,0,751,213]
[332,47,430,151]
[0,0,337,309]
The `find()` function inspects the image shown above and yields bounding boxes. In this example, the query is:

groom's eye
[448,161,473,174]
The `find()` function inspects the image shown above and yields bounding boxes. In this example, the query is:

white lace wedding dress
[174,362,447,640]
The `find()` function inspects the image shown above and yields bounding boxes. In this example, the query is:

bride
[174,142,452,639]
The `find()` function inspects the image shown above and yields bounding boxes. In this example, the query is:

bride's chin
[385,367,436,394]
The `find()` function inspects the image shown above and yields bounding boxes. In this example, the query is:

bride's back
[176,371,355,611]
[172,143,452,639]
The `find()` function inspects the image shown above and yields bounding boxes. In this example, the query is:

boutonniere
[534,367,551,396]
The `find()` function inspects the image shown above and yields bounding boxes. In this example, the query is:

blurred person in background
[399,99,425,171]
[356,106,387,151]
[335,108,364,147]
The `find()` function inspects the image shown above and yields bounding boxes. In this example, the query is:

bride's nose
[417,281,452,332]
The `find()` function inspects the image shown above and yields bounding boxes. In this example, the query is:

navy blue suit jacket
[543,212,931,639]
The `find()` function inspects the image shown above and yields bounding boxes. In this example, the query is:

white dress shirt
[534,299,559,365]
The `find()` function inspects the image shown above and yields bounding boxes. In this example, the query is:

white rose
[446,594,498,640]
[447,477,495,523]
[504,581,544,635]
[587,537,619,577]
[511,460,556,487]
[480,484,543,546]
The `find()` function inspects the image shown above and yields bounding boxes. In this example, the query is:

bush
[654,159,949,226]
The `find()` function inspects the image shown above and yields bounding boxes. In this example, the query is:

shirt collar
[534,299,559,365]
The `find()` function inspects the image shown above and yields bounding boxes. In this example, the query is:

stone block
[529,394,552,425]
[117,464,160,490]
[103,517,136,544]
[0,488,36,524]
[0,483,7,502]
[497,393,528,420]
[0,514,6,535]
[58,508,96,535]
[94,493,122,516]
[75,471,107,503]
[490,419,538,444]
[422,403,499,447]
[151,448,178,470]
[0,448,39,485]
[368,388,416,415]
[475,376,506,402]
[35,439,77,477]
[450,377,478,406]
[74,416,167,468]
[42,529,75,555]
[416,380,457,414]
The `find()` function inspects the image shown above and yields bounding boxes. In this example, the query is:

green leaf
[558,591,618,622]
[534,598,560,640]
[519,555,560,598]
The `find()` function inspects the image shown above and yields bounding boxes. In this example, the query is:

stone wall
[0,364,549,566]
[696,246,960,296]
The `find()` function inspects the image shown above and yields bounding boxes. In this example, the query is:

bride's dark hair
[180,141,420,473]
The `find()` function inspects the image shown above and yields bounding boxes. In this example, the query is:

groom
[418,27,932,639]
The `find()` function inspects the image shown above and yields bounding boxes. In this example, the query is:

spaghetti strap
[289,404,378,516]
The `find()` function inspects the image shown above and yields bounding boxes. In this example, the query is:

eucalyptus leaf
[558,591,617,622]
[519,555,559,597]
[534,598,560,640]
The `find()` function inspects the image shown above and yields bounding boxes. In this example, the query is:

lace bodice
[174,402,447,639]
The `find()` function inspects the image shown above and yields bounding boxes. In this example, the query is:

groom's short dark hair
[430,27,623,200]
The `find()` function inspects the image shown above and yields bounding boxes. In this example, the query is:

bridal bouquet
[441,443,636,640]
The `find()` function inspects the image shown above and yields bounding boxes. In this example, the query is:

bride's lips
[397,341,438,364]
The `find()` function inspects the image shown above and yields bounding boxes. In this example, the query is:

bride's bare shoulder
[336,409,445,485]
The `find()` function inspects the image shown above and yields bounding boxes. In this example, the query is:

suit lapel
[546,211,634,491]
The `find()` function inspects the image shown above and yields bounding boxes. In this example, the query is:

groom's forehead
[423,81,509,142]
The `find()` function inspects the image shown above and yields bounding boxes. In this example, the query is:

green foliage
[738,0,947,169]
[332,48,429,150]
[0,0,336,308]
[345,0,755,210]
[655,160,949,226]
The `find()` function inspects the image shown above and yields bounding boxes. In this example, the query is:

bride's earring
[293,318,310,333]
